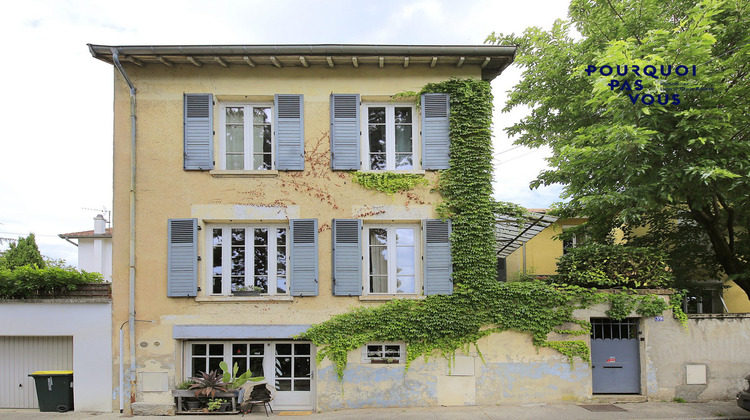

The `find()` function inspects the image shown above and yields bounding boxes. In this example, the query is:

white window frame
[218,102,274,170]
[360,103,418,171]
[363,223,421,295]
[562,225,584,254]
[361,342,406,364]
[206,224,289,296]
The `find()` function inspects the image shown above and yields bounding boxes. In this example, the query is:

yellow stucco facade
[505,218,586,278]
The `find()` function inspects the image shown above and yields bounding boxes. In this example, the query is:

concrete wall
[0,301,113,412]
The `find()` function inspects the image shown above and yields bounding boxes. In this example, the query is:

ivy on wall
[299,78,684,380]
[350,172,429,195]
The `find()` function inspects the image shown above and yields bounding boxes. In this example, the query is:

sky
[0,0,569,266]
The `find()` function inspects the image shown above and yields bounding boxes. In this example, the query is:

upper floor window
[363,104,416,170]
[220,103,273,170]
[209,224,288,295]
[365,224,419,294]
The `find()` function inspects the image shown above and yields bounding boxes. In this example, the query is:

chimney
[94,214,106,235]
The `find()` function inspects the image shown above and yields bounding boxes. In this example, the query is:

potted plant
[371,357,398,364]
[189,370,229,398]
[232,285,264,296]
[173,379,201,411]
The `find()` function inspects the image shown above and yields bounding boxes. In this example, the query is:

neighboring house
[499,209,749,313]
[59,214,113,281]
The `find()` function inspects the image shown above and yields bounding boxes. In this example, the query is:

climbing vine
[350,172,429,195]
[299,78,684,380]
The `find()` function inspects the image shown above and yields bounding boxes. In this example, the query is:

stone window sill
[209,170,279,178]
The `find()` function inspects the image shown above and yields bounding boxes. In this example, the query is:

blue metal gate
[591,318,641,394]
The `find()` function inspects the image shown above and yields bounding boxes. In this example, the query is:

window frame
[206,223,290,296]
[218,102,275,171]
[360,102,419,171]
[361,342,406,364]
[362,223,421,295]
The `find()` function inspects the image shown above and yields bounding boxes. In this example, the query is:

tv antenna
[82,207,111,228]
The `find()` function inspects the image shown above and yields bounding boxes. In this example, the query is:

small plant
[189,371,228,398]
[206,398,223,412]
[219,361,264,389]
[234,285,264,292]
[673,397,686,403]
[176,379,195,390]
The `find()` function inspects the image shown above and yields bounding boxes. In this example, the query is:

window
[363,342,405,363]
[365,224,419,294]
[562,225,585,254]
[186,342,267,380]
[220,103,273,170]
[209,225,288,295]
[363,104,416,170]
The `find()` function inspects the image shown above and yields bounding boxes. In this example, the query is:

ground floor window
[362,342,405,363]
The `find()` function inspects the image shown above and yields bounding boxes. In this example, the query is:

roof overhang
[87,44,517,81]
[496,212,558,258]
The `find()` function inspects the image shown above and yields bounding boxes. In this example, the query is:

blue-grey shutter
[421,93,450,170]
[423,219,452,295]
[168,218,198,297]
[275,94,304,170]
[290,219,318,296]
[184,94,214,170]
[332,219,362,296]
[330,94,360,170]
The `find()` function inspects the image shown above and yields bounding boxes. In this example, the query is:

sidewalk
[2,401,749,420]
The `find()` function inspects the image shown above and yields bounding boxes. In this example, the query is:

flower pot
[185,400,201,411]
[233,290,261,296]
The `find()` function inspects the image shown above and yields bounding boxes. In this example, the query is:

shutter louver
[330,94,360,170]
[423,219,452,295]
[184,94,214,170]
[290,219,318,296]
[332,219,362,296]
[168,218,198,297]
[421,93,450,170]
[275,94,305,170]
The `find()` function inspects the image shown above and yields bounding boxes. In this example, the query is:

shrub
[553,244,674,289]
[0,266,103,299]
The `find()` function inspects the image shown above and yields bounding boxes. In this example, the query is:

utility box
[29,371,74,412]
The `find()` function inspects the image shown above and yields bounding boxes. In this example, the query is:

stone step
[587,395,649,404]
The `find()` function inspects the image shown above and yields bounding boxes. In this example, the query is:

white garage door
[0,336,73,408]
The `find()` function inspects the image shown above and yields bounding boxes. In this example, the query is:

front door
[591,318,641,394]
[270,342,313,410]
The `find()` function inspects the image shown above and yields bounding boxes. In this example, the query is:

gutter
[110,47,138,414]
[58,235,79,247]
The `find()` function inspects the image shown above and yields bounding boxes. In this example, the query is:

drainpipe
[111,48,137,413]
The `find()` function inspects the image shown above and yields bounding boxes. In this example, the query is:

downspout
[111,48,137,412]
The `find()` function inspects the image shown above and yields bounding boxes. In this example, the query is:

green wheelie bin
[29,371,74,412]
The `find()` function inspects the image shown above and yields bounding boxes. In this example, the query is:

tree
[1,233,46,270]
[487,0,750,298]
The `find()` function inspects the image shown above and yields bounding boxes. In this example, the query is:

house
[88,43,520,414]
[59,214,113,281]
[498,209,750,313]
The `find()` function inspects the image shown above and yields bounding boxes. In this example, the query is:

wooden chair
[239,383,274,416]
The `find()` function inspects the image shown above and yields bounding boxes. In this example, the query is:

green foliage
[206,398,224,411]
[219,361,264,389]
[2,233,45,270]
[299,78,679,381]
[189,371,228,398]
[0,266,103,299]
[350,172,429,195]
[554,244,675,289]
[176,380,195,390]
[487,0,750,298]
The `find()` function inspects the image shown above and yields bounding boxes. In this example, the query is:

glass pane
[396,247,415,276]
[368,107,385,123]
[213,229,223,246]
[212,247,222,276]
[254,153,272,170]
[233,344,247,355]
[395,154,413,170]
[395,125,412,153]
[295,343,311,355]
[394,107,412,123]
[369,154,386,171]
[396,229,413,245]
[253,125,265,155]
[226,155,244,170]
[254,229,268,246]
[254,276,268,292]
[277,248,287,275]
[231,277,245,291]
[208,357,223,374]
[397,276,415,294]
[231,248,245,276]
[226,125,244,153]
[254,247,268,275]
[249,344,264,355]
[233,357,248,375]
[192,344,207,356]
[276,380,292,391]
[276,344,292,355]
[277,229,286,246]
[275,357,292,378]
[294,380,311,391]
[232,229,245,245]
[367,345,382,358]
[368,126,386,153]
[385,345,401,358]
[253,107,271,124]
[191,358,205,376]
[249,357,264,377]
[369,228,387,246]
[226,107,244,124]
[263,126,272,153]
[212,277,222,294]
[209,344,224,355]
[295,357,310,378]
[277,277,287,294]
